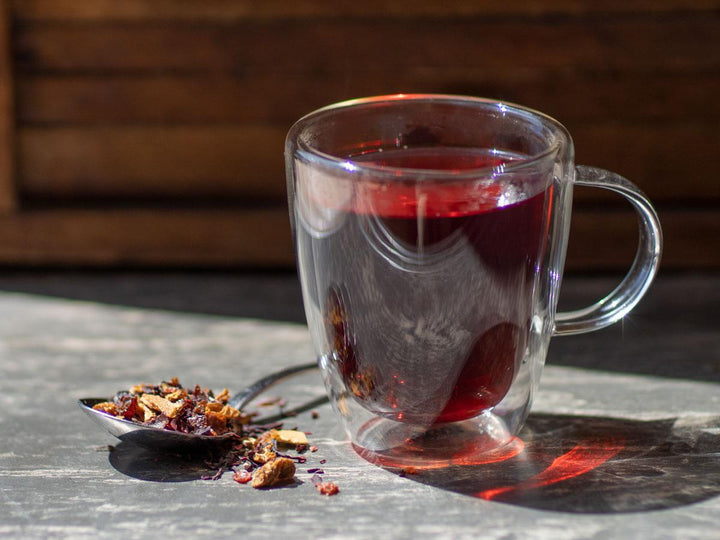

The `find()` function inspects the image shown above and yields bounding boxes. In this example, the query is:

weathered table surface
[1,271,718,539]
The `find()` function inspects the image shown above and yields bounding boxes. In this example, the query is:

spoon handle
[227,362,318,410]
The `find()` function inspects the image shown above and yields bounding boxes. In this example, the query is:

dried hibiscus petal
[121,397,139,420]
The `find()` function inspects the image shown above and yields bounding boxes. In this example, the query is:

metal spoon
[78,362,319,452]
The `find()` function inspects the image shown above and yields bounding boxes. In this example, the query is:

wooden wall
[0,0,718,269]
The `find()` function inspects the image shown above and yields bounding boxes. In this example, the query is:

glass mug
[285,95,662,468]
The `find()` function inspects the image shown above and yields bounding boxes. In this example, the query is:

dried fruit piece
[204,401,247,434]
[257,428,308,447]
[214,388,230,403]
[251,457,296,488]
[136,400,156,422]
[205,401,242,419]
[276,430,308,446]
[164,389,187,402]
[139,394,184,419]
[92,401,118,415]
[253,441,277,465]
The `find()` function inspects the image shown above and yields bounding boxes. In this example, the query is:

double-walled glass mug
[285,95,662,468]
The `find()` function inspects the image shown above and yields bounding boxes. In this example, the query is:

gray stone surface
[0,272,718,539]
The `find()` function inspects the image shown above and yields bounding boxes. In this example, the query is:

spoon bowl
[79,362,318,453]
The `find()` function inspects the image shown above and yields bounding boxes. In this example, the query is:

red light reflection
[475,435,626,500]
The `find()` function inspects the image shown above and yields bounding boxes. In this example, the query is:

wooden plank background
[0,0,717,269]
[0,0,14,212]
[9,0,719,20]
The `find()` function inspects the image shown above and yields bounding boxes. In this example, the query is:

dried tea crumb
[233,469,252,484]
[311,474,339,496]
[317,482,339,496]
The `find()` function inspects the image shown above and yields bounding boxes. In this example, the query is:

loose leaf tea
[92,376,249,436]
[93,377,338,494]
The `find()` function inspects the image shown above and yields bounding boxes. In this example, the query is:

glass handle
[554,165,663,336]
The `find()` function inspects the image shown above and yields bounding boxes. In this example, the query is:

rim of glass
[289,94,570,180]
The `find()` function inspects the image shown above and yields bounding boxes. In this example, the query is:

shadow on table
[0,270,308,323]
[108,442,226,483]
[381,413,720,514]
[107,441,309,489]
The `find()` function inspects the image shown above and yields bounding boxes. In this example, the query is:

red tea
[296,147,551,424]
